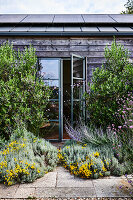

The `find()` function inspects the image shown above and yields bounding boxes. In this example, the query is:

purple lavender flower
[128,180,132,184]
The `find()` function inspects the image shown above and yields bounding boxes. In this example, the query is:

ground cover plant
[0,42,51,139]
[0,127,58,185]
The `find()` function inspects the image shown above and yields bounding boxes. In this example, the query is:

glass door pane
[38,58,62,141]
[71,54,87,126]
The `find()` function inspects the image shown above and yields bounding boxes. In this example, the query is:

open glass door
[71,54,87,126]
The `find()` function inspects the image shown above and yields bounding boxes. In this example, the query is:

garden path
[0,167,132,199]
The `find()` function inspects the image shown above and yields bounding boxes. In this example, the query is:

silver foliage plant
[0,127,59,185]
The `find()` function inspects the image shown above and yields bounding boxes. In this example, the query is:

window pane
[73,101,85,125]
[38,59,59,79]
[73,57,83,78]
[43,80,59,99]
[40,121,59,139]
[43,80,59,87]
[73,79,85,100]
[46,102,59,120]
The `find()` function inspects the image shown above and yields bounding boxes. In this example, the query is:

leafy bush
[0,127,58,185]
[58,141,128,178]
[85,39,133,128]
[0,42,51,139]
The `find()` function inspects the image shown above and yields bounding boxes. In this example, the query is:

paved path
[0,167,132,199]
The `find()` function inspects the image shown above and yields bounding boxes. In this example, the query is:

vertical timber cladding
[1,36,133,87]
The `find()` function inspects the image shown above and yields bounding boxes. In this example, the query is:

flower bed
[58,141,129,179]
[0,127,58,185]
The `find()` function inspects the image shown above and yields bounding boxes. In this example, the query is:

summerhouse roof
[0,14,133,36]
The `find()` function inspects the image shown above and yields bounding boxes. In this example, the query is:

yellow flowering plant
[0,128,58,185]
[58,141,126,179]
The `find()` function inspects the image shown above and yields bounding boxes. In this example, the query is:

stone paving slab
[14,187,35,198]
[19,171,57,188]
[35,187,96,198]
[0,184,19,198]
[57,172,93,188]
[92,179,131,197]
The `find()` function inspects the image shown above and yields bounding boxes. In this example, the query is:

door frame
[37,56,87,142]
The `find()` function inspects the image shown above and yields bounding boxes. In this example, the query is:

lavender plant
[65,120,118,146]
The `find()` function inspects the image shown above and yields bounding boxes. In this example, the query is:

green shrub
[0,42,51,139]
[86,39,133,128]
[0,127,58,185]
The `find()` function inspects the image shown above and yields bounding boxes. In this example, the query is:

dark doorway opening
[63,60,71,139]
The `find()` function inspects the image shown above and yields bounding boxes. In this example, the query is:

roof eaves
[0,31,133,36]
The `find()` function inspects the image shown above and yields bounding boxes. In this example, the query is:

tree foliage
[0,42,51,139]
[121,0,133,14]
[85,39,133,128]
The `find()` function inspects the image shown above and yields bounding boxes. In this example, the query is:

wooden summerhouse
[0,14,133,141]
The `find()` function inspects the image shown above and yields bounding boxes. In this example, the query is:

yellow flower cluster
[33,137,37,143]
[57,149,64,161]
[79,163,92,178]
[0,160,7,168]
[58,149,108,179]
[102,165,107,172]
[0,141,26,156]
[94,152,100,157]
[0,139,41,186]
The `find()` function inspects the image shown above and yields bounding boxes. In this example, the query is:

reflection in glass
[44,80,59,87]
[38,59,59,79]
[73,58,83,78]
[46,102,59,120]
[73,101,85,125]
[43,80,59,99]
[73,79,85,100]
[40,121,59,139]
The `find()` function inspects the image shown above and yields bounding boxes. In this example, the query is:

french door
[38,55,87,141]
[38,58,63,141]
[71,54,87,126]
